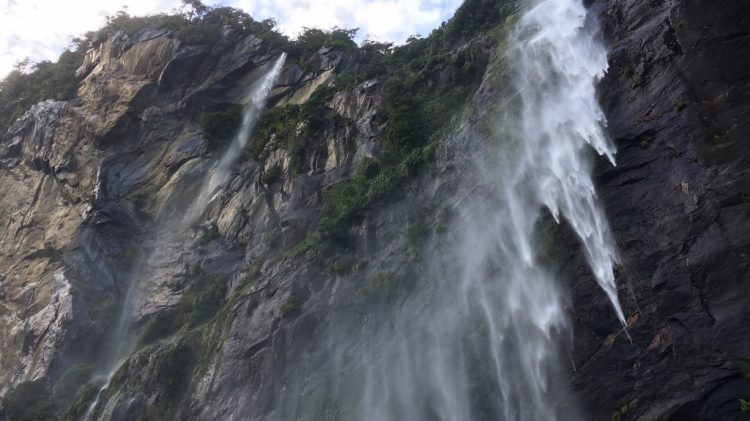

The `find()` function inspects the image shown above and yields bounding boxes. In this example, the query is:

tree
[1,381,56,421]
[181,0,209,20]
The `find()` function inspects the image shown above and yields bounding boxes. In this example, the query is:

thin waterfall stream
[276,0,623,419]
[185,53,287,225]
[1,0,745,417]
[83,54,286,420]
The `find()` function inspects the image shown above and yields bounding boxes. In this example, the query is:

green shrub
[380,82,428,157]
[0,47,85,135]
[612,403,630,421]
[250,104,300,158]
[287,27,358,70]
[280,295,299,318]
[292,140,435,254]
[154,343,197,404]
[407,217,430,247]
[63,381,101,420]
[202,105,242,150]
[87,298,121,330]
[434,204,455,235]
[141,269,226,344]
[316,180,369,244]
[196,224,220,247]
[290,1,516,256]
[54,363,93,405]
[355,271,396,303]
[1,380,57,421]
[174,24,222,45]
[299,84,337,124]
[261,165,283,185]
[331,255,356,275]
[738,358,750,380]
[250,84,338,173]
[353,157,380,182]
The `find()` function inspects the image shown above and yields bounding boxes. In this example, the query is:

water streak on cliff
[276,1,622,419]
[83,54,286,420]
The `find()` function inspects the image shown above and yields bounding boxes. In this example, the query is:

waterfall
[185,53,287,224]
[275,1,623,420]
[511,0,625,324]
[83,54,286,421]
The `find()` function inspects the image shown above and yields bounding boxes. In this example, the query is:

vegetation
[99,261,266,418]
[280,294,300,318]
[63,381,102,420]
[101,339,198,420]
[407,215,430,260]
[202,105,242,150]
[54,364,94,405]
[279,0,520,255]
[141,268,227,344]
[153,343,197,406]
[196,224,221,247]
[261,164,283,185]
[250,84,339,173]
[737,358,750,380]
[355,271,397,304]
[87,297,122,330]
[90,2,281,47]
[251,104,300,157]
[741,399,750,413]
[0,1,529,419]
[0,380,57,421]
[612,403,630,421]
[331,255,356,275]
[0,0,286,136]
[287,28,358,71]
[0,47,86,135]
[434,203,455,235]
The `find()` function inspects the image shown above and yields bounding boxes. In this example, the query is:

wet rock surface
[0,0,748,420]
[570,0,750,419]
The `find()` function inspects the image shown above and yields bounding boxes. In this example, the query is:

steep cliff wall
[0,0,748,420]
[569,1,750,419]
[0,2,500,419]
[0,21,370,418]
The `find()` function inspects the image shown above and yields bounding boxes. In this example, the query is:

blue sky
[0,0,462,78]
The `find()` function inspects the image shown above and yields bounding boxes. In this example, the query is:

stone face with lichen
[0,14,409,417]
[0,0,749,419]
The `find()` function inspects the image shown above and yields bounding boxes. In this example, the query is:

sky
[0,0,462,78]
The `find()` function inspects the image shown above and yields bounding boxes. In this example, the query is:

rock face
[0,23,374,415]
[568,1,750,420]
[0,0,748,420]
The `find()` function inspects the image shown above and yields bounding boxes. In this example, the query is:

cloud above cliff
[0,0,183,78]
[0,0,461,79]
[224,0,461,42]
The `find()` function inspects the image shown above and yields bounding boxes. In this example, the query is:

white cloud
[0,0,462,79]
[227,0,461,42]
[0,0,184,77]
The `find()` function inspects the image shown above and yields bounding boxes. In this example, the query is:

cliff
[0,0,748,420]
[570,0,750,419]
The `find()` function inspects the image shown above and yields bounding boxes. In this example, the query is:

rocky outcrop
[0,22,371,408]
[569,0,750,420]
[0,0,748,420]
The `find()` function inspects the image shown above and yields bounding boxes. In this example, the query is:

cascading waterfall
[512,0,625,324]
[276,0,623,420]
[185,53,287,224]
[83,54,286,420]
